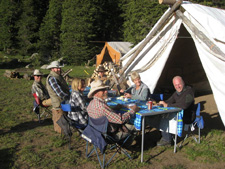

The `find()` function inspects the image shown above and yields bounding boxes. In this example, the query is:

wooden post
[176,10,225,61]
[159,0,177,5]
[62,69,73,78]
[109,62,119,89]
[118,0,183,84]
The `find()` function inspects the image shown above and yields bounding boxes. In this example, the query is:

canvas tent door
[155,24,210,95]
[96,42,132,67]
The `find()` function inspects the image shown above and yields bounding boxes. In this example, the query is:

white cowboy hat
[33,69,43,76]
[88,80,109,98]
[47,61,64,69]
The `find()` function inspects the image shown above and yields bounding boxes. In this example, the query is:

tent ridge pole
[118,0,183,83]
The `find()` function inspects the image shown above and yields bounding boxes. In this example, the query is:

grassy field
[0,65,225,169]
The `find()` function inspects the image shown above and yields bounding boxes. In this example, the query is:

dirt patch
[195,93,225,131]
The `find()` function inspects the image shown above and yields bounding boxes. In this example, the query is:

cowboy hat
[96,66,107,72]
[47,61,64,69]
[33,69,43,76]
[87,80,109,98]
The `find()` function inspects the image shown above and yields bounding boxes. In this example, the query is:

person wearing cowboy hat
[31,69,51,106]
[95,65,110,86]
[87,80,139,140]
[46,61,70,134]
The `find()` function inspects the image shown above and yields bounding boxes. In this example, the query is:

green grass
[184,130,225,163]
[0,65,225,169]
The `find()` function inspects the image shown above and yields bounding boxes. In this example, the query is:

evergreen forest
[0,0,224,66]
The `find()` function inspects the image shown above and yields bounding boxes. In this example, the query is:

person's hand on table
[124,93,131,98]
[158,101,168,107]
[152,100,157,105]
[120,89,125,93]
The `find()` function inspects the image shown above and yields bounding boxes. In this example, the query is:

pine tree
[122,0,167,44]
[91,0,124,41]
[60,0,98,65]
[16,0,49,56]
[0,0,20,53]
[38,0,64,61]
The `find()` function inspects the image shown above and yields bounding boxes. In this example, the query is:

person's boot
[157,138,171,146]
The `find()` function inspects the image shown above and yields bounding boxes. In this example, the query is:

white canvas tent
[120,1,225,126]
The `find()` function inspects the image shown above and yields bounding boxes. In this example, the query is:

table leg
[141,116,145,163]
[174,112,178,153]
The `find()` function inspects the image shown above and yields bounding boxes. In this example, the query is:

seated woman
[123,71,150,101]
[68,78,88,126]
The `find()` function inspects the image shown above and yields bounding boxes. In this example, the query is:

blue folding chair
[58,101,87,149]
[149,94,163,102]
[179,103,204,147]
[82,116,132,169]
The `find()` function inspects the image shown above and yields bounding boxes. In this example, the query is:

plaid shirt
[48,76,69,101]
[87,96,133,124]
[31,81,50,101]
[68,90,88,125]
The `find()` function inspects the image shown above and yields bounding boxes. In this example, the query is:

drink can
[146,101,153,110]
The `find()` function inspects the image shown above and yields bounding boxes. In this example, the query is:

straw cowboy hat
[47,61,64,69]
[96,66,107,72]
[33,69,43,76]
[88,80,109,98]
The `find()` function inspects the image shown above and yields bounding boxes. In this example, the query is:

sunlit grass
[184,130,225,163]
[0,66,225,168]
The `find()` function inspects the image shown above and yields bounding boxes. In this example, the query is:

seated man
[110,74,130,96]
[31,69,51,106]
[87,80,139,140]
[95,66,110,86]
[122,71,150,101]
[156,76,195,146]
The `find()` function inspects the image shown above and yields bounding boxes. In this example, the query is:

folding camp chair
[81,116,132,169]
[149,94,163,102]
[32,93,51,123]
[179,103,204,147]
[58,101,87,149]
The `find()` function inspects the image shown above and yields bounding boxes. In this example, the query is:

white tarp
[121,2,225,126]
[108,42,133,56]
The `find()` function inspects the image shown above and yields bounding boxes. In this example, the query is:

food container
[105,97,111,102]
[127,103,136,109]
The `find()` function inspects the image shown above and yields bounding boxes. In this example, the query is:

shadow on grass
[145,149,166,163]
[0,145,18,169]
[0,59,30,69]
[198,101,225,137]
[169,101,225,151]
[0,118,52,136]
[126,130,161,160]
